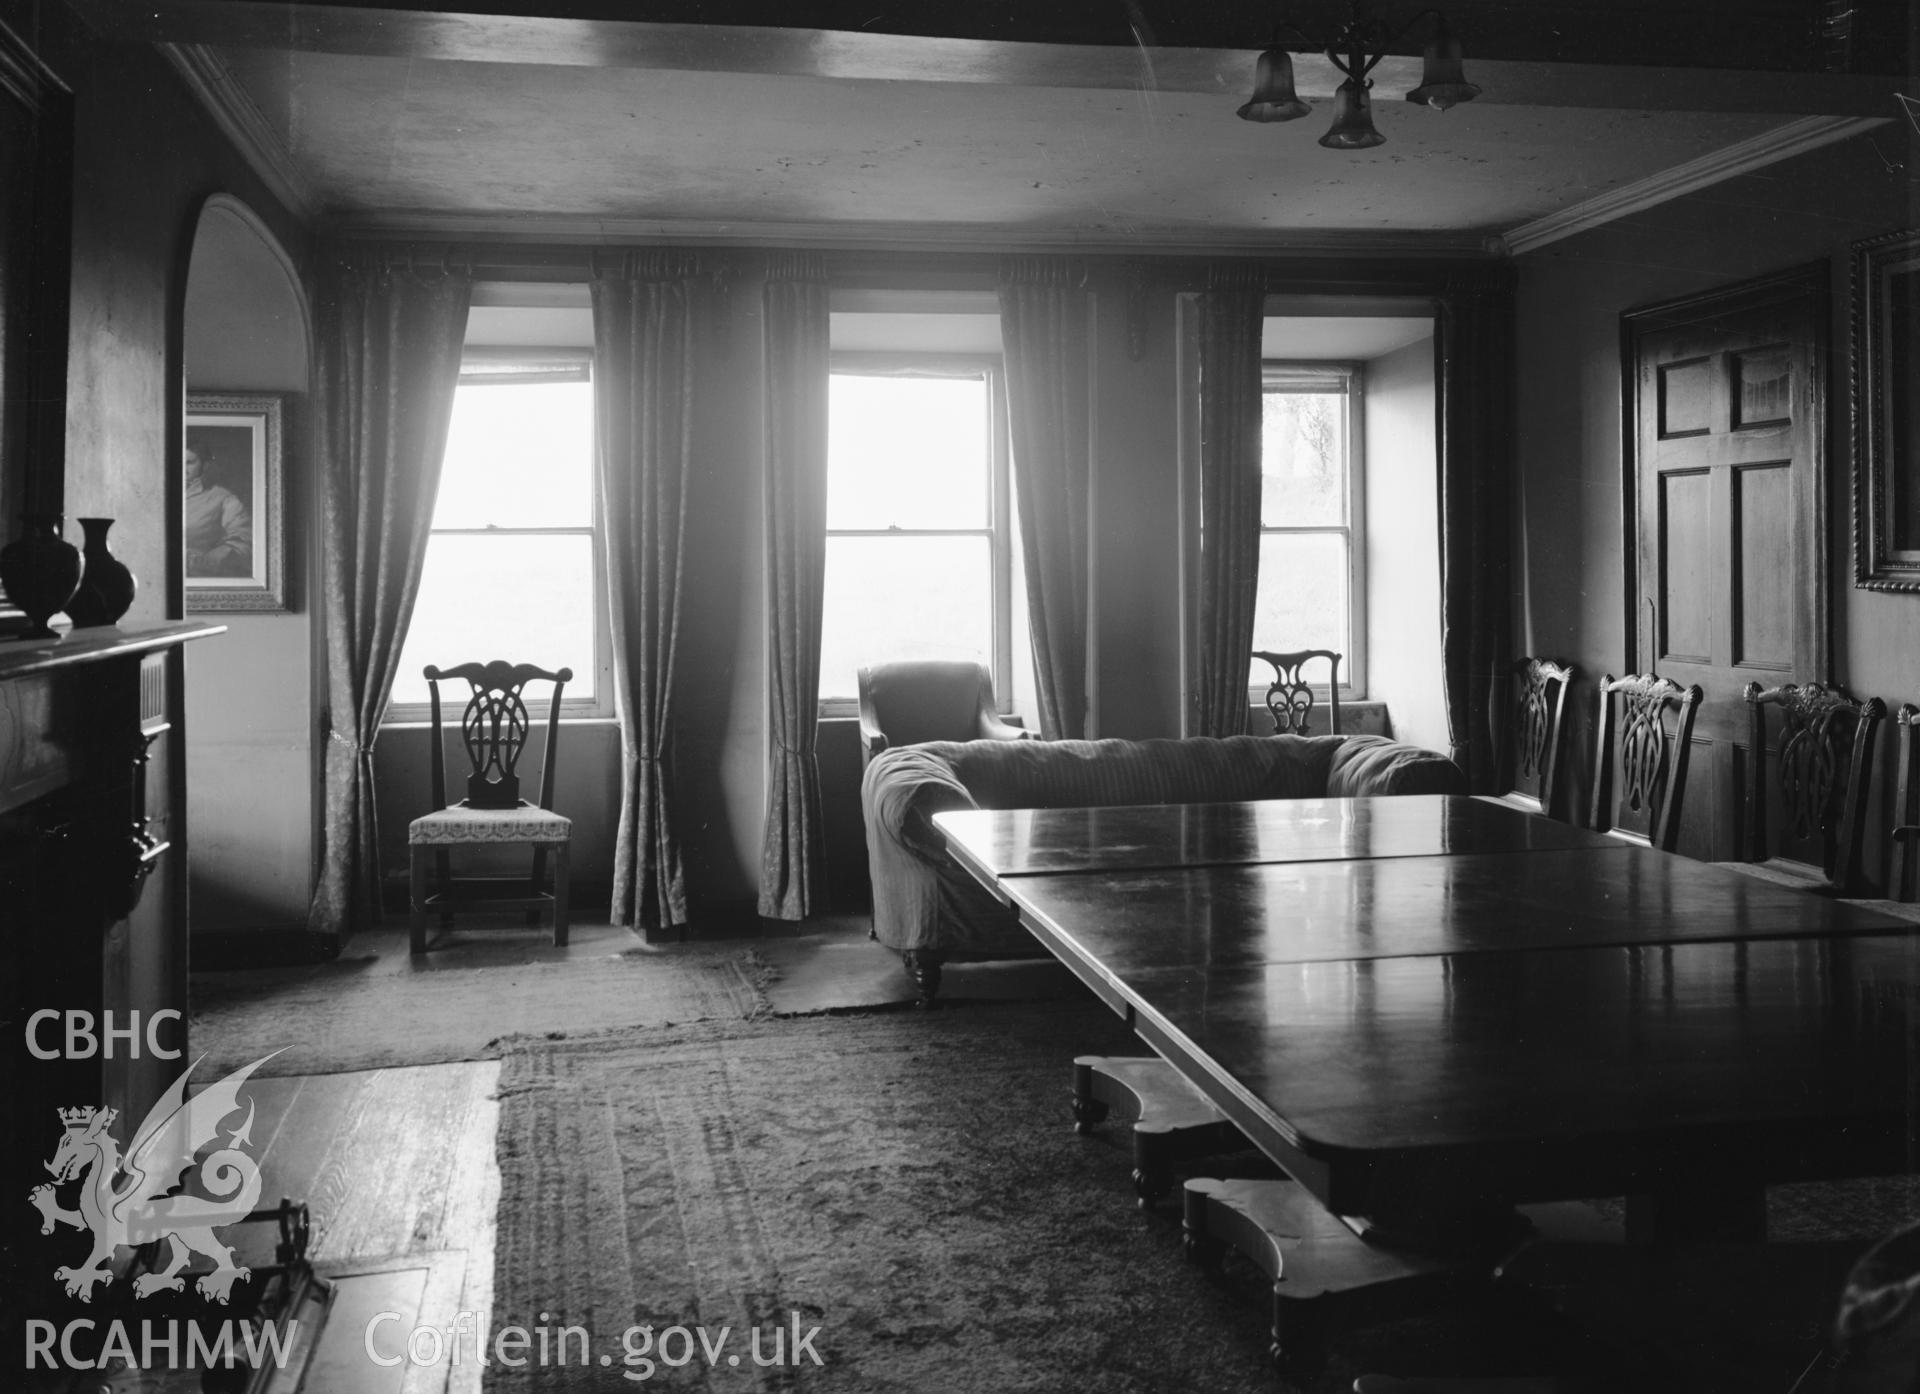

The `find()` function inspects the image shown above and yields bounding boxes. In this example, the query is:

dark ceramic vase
[66,517,137,627]
[0,514,84,640]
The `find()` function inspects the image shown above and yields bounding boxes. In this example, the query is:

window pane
[826,374,989,531]
[433,379,594,530]
[392,533,596,707]
[819,535,990,699]
[1261,391,1346,528]
[1251,532,1349,674]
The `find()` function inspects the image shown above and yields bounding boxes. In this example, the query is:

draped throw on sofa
[1193,266,1267,739]
[1438,271,1514,792]
[997,257,1092,740]
[308,249,471,938]
[592,253,702,931]
[757,252,831,920]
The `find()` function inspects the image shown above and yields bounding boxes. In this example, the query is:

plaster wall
[182,202,313,933]
[1365,334,1446,753]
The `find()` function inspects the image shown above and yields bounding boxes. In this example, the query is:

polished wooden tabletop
[937,795,1621,889]
[1004,844,1914,980]
[933,794,1920,1227]
[1117,934,1920,1216]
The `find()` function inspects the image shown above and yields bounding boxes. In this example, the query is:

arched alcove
[182,193,315,941]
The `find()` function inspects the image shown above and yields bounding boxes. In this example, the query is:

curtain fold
[997,256,1092,739]
[757,251,831,920]
[592,251,702,931]
[1438,270,1515,791]
[307,248,471,938]
[1193,265,1268,738]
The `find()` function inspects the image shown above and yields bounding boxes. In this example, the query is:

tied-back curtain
[308,249,472,937]
[592,252,703,931]
[1438,271,1515,791]
[997,256,1092,740]
[1193,266,1267,738]
[758,252,831,920]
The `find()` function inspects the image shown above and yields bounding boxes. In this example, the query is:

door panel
[1657,469,1714,663]
[1731,462,1794,670]
[1625,264,1828,862]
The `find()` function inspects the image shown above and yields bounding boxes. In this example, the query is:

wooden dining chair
[407,660,573,954]
[1253,648,1342,735]
[1484,657,1575,819]
[1713,682,1884,896]
[1841,703,1920,923]
[1589,672,1704,853]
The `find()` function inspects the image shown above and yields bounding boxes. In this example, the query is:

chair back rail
[1741,681,1884,895]
[1590,672,1704,853]
[424,659,572,811]
[1252,649,1342,736]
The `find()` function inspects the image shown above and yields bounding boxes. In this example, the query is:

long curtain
[1438,269,1515,791]
[592,252,701,931]
[998,256,1092,740]
[757,252,831,920]
[308,249,471,938]
[1193,266,1267,738]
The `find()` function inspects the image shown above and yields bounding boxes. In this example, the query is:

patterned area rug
[489,1001,1300,1393]
[489,1001,1920,1393]
[190,945,772,1077]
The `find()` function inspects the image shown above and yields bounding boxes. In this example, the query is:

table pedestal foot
[1073,1056,1246,1207]
[1183,1177,1460,1374]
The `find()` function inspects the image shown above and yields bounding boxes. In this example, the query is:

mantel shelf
[0,619,226,684]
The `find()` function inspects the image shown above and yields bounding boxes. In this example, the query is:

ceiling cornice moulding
[162,43,320,220]
[319,210,1503,259]
[1497,114,1891,257]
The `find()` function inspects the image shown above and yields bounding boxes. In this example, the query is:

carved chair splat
[1252,649,1342,736]
[1488,657,1574,819]
[1590,672,1704,853]
[1736,681,1884,896]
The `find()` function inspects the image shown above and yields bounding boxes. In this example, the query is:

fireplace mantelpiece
[0,620,223,1248]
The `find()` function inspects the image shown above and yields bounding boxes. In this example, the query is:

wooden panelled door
[1624,264,1827,862]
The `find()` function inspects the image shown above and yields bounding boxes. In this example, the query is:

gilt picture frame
[1851,227,1920,591]
[184,392,286,612]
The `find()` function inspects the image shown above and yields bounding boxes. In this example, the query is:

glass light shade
[1407,27,1481,110]
[1318,79,1385,149]
[1237,47,1311,122]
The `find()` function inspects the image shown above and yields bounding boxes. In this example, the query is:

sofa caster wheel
[902,950,944,1007]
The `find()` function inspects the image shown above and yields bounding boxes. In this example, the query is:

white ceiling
[211,46,1798,244]
[109,0,1897,253]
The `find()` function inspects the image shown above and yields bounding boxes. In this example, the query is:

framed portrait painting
[185,392,285,611]
[1852,227,1920,591]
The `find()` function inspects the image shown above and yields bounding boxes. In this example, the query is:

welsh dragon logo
[29,1053,277,1303]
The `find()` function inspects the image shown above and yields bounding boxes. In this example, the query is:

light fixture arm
[1280,4,1455,78]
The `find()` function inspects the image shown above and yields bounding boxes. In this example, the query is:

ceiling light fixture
[1237,4,1481,150]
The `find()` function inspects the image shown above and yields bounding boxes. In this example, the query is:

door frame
[1618,260,1831,684]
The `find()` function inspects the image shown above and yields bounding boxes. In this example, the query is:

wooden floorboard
[106,1059,506,1394]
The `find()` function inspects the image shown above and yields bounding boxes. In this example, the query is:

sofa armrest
[1326,734,1467,797]
[977,711,1032,743]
